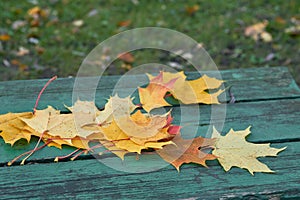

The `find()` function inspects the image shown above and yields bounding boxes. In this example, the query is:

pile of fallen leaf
[0,71,285,175]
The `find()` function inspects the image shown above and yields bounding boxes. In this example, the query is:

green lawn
[0,0,299,84]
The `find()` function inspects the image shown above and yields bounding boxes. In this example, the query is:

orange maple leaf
[138,71,178,112]
[157,135,216,171]
[147,71,224,105]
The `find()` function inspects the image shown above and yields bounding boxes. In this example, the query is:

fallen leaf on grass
[72,20,84,27]
[10,59,29,71]
[0,34,11,41]
[118,52,135,63]
[16,46,30,56]
[245,20,272,42]
[117,20,131,27]
[12,20,27,30]
[285,17,300,37]
[185,5,200,15]
[27,6,49,18]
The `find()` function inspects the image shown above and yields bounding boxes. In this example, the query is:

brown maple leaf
[157,135,216,171]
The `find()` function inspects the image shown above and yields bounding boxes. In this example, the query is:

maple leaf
[128,111,177,144]
[145,71,224,108]
[86,131,129,159]
[21,124,70,149]
[20,106,97,140]
[101,119,129,141]
[157,135,216,171]
[66,100,101,137]
[0,112,33,145]
[100,118,173,155]
[96,94,136,125]
[66,100,99,114]
[212,126,286,175]
[99,139,128,160]
[138,71,178,112]
[115,110,169,139]
[0,101,100,166]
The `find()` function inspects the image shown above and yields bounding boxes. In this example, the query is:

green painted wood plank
[0,141,298,199]
[0,67,299,114]
[0,98,299,166]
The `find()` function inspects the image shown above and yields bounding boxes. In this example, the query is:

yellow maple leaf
[0,112,33,145]
[114,140,145,154]
[87,132,129,159]
[129,111,174,144]
[20,106,97,139]
[101,116,173,156]
[114,139,174,154]
[21,125,68,149]
[66,100,100,115]
[144,141,174,149]
[96,94,136,125]
[130,110,151,125]
[115,110,168,138]
[101,119,129,141]
[212,126,286,175]
[99,139,128,160]
[145,71,224,107]
[71,136,90,149]
[66,100,102,137]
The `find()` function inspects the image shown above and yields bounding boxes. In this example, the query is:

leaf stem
[54,148,81,162]
[8,139,52,166]
[20,131,46,165]
[33,76,57,114]
[71,143,104,161]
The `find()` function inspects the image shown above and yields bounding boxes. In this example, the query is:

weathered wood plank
[0,141,298,199]
[0,98,299,164]
[0,66,299,199]
[0,67,299,114]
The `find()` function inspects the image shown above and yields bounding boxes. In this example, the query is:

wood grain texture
[0,67,299,114]
[0,66,299,199]
[0,142,298,199]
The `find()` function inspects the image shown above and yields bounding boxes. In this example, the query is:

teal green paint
[0,67,299,199]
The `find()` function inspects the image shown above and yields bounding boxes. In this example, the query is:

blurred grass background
[0,0,299,84]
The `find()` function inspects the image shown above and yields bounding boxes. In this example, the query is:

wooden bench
[0,66,299,199]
